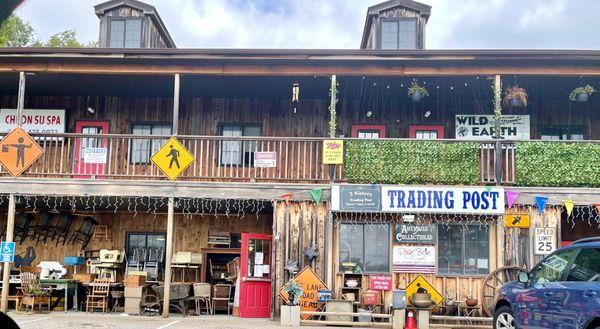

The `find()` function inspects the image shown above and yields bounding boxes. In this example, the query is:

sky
[13,0,600,49]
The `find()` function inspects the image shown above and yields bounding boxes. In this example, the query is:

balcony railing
[4,133,596,187]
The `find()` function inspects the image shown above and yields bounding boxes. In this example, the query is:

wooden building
[0,0,599,321]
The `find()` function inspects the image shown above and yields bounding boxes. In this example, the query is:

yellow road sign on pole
[0,127,43,177]
[151,137,194,180]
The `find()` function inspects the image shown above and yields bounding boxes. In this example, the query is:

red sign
[369,274,392,291]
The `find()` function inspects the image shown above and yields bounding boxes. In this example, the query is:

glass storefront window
[438,224,490,275]
[339,223,390,273]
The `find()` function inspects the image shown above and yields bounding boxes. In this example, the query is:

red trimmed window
[351,125,386,139]
[409,125,445,139]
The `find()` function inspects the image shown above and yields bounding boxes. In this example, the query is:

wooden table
[40,279,77,313]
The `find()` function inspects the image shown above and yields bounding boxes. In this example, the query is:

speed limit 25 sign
[534,227,556,255]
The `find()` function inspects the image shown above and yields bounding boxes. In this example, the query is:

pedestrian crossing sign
[0,127,43,177]
[151,137,195,181]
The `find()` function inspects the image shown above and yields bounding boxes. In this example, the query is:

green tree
[44,30,83,48]
[0,14,36,47]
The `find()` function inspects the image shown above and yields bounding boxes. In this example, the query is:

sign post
[1,195,16,312]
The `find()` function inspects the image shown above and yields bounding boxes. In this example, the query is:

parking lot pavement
[7,312,318,329]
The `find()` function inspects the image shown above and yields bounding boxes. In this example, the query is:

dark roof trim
[360,0,432,49]
[94,0,176,48]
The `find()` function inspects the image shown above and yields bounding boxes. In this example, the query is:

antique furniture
[13,213,34,244]
[85,278,111,313]
[34,211,54,245]
[40,278,78,313]
[189,283,212,315]
[92,225,112,241]
[68,216,98,248]
[143,247,164,280]
[19,267,52,313]
[211,284,232,315]
[207,231,231,247]
[326,299,353,322]
[143,283,190,316]
[50,214,75,246]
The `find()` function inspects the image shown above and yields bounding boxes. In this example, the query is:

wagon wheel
[481,266,524,317]
[141,294,161,316]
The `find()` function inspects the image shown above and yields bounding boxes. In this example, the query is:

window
[351,125,386,139]
[565,248,600,282]
[530,249,577,284]
[540,125,585,140]
[109,19,142,48]
[409,125,444,139]
[438,225,490,275]
[339,223,390,273]
[380,19,417,50]
[131,124,171,164]
[125,232,166,259]
[220,124,261,166]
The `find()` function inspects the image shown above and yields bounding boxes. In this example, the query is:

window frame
[107,17,143,48]
[124,231,166,259]
[436,224,491,277]
[409,125,445,139]
[540,125,586,141]
[351,124,387,138]
[218,123,262,167]
[378,18,418,50]
[338,222,392,274]
[564,247,600,282]
[129,122,172,164]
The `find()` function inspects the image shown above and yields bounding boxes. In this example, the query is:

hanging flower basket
[502,86,528,109]
[408,82,428,103]
[569,85,596,102]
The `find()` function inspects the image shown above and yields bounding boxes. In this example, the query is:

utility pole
[325,75,337,288]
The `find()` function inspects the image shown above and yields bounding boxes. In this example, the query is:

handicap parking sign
[1,241,15,263]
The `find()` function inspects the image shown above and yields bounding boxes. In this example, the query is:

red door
[73,121,109,178]
[239,233,272,318]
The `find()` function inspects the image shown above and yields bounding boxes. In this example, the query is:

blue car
[493,237,600,329]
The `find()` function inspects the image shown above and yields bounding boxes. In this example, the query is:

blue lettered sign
[1,241,15,263]
[382,186,505,215]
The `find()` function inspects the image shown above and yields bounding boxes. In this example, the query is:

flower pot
[288,293,296,306]
[576,93,589,102]
[509,98,522,108]
[409,292,432,308]
[412,92,423,103]
[466,298,478,307]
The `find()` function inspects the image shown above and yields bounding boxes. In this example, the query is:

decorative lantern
[292,82,300,113]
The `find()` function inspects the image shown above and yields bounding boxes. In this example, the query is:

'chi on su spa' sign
[382,186,505,215]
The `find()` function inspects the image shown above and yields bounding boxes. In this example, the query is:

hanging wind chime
[291,82,300,113]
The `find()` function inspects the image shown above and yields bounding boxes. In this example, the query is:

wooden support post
[1,194,16,312]
[326,74,337,289]
[16,72,26,126]
[493,74,503,185]
[162,196,175,318]
[172,74,180,135]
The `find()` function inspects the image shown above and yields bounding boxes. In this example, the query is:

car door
[553,247,600,329]
[516,249,577,329]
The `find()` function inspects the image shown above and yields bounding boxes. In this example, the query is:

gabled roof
[94,0,176,48]
[360,0,432,49]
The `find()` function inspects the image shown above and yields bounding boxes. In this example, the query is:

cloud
[14,0,600,49]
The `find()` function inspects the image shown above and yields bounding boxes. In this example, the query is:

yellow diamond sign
[406,275,444,306]
[151,137,194,180]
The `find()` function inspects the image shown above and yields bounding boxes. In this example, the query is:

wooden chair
[86,278,111,313]
[211,284,232,315]
[68,216,97,248]
[189,283,212,315]
[19,267,52,312]
[50,214,75,246]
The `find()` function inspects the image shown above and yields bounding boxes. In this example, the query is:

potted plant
[283,279,303,306]
[408,82,429,102]
[569,85,596,102]
[502,86,528,109]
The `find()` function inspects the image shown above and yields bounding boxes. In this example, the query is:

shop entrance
[239,233,272,318]
[73,120,110,178]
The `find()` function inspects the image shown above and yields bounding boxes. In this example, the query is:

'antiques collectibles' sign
[382,186,505,215]
[504,214,531,228]
[369,274,393,290]
[322,140,344,164]
[455,114,530,140]
[405,275,444,306]
[278,266,328,320]
[394,224,436,244]
[393,245,436,273]
[332,185,381,212]
[0,127,44,177]
[0,109,65,134]
[534,227,556,255]
[253,151,277,168]
[151,137,195,180]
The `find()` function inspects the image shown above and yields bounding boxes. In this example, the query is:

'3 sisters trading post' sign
[331,185,381,212]
[455,114,530,140]
[382,186,505,215]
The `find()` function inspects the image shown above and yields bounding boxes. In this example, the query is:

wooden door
[73,121,109,178]
[239,233,272,318]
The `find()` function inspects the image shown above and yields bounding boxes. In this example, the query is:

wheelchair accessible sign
[1,241,15,262]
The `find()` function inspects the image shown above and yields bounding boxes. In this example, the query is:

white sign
[455,115,530,140]
[254,151,276,168]
[382,186,505,215]
[534,227,556,255]
[393,245,436,273]
[255,252,264,265]
[83,147,107,164]
[0,109,66,134]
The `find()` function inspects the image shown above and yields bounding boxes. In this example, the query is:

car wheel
[493,306,517,329]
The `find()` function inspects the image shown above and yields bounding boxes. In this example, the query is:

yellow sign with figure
[406,275,444,306]
[151,137,195,180]
[504,214,531,228]
[322,139,344,164]
[0,127,44,177]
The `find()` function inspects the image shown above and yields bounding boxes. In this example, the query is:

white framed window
[220,124,261,166]
[130,124,171,164]
[380,19,417,50]
[109,19,142,48]
[415,130,438,140]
